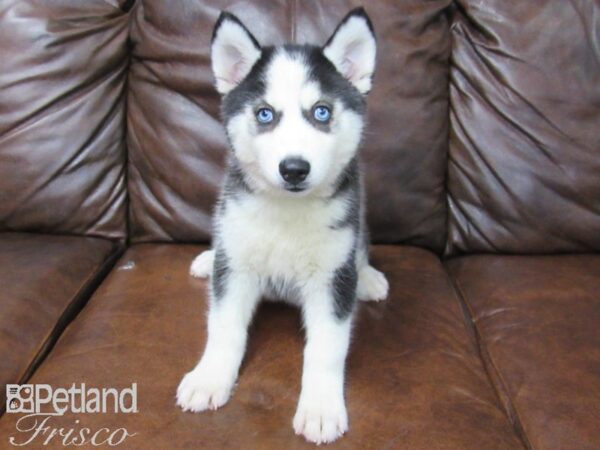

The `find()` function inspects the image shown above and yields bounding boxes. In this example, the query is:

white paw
[176,366,233,412]
[357,265,389,302]
[189,250,214,278]
[293,394,348,445]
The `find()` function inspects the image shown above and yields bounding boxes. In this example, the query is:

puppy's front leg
[177,268,260,412]
[293,278,355,444]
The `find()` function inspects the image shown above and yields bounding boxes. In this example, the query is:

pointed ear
[323,8,376,95]
[211,12,262,94]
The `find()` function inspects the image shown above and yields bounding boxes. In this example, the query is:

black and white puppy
[177,8,388,444]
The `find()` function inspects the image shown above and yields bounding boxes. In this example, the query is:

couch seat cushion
[0,245,522,449]
[0,232,120,411]
[447,255,600,450]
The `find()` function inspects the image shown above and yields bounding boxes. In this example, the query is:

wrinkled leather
[0,245,523,448]
[0,232,120,411]
[446,0,600,255]
[447,255,600,450]
[127,0,451,252]
[0,0,129,239]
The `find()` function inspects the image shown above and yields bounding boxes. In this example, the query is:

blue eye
[313,105,331,122]
[256,107,274,124]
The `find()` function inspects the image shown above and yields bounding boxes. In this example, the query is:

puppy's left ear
[323,8,376,95]
[211,12,262,94]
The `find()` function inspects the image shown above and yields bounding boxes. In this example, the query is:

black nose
[279,158,310,185]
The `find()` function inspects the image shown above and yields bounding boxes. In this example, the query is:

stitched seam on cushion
[17,243,124,382]
[0,242,125,416]
[449,269,533,450]
[123,0,136,247]
[442,1,455,257]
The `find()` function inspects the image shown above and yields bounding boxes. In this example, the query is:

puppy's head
[212,8,376,196]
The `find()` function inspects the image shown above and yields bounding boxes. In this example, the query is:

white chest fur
[218,194,354,284]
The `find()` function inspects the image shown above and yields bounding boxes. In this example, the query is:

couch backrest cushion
[446,0,600,255]
[127,0,452,253]
[0,0,130,240]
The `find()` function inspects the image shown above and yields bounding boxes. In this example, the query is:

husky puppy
[177,8,388,444]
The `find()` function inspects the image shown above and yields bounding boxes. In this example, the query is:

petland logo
[6,383,138,447]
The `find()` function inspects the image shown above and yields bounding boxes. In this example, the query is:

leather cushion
[0,232,120,411]
[446,0,600,255]
[127,0,451,252]
[0,0,130,239]
[447,254,600,449]
[0,245,522,448]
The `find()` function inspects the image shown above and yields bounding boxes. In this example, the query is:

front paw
[293,393,348,444]
[176,367,233,412]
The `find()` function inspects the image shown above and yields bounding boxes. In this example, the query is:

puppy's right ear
[211,12,261,94]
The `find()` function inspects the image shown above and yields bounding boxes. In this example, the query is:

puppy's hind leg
[190,250,215,278]
[354,236,388,302]
[177,260,260,412]
[357,264,389,302]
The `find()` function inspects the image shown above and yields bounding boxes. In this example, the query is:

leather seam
[448,268,533,450]
[442,0,455,256]
[124,1,135,247]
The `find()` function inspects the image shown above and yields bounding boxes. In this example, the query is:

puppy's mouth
[284,183,308,193]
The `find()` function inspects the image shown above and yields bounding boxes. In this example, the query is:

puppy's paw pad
[189,250,215,278]
[176,370,231,412]
[357,265,389,302]
[293,402,348,444]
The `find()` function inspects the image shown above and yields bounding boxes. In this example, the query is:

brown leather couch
[1,1,598,448]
